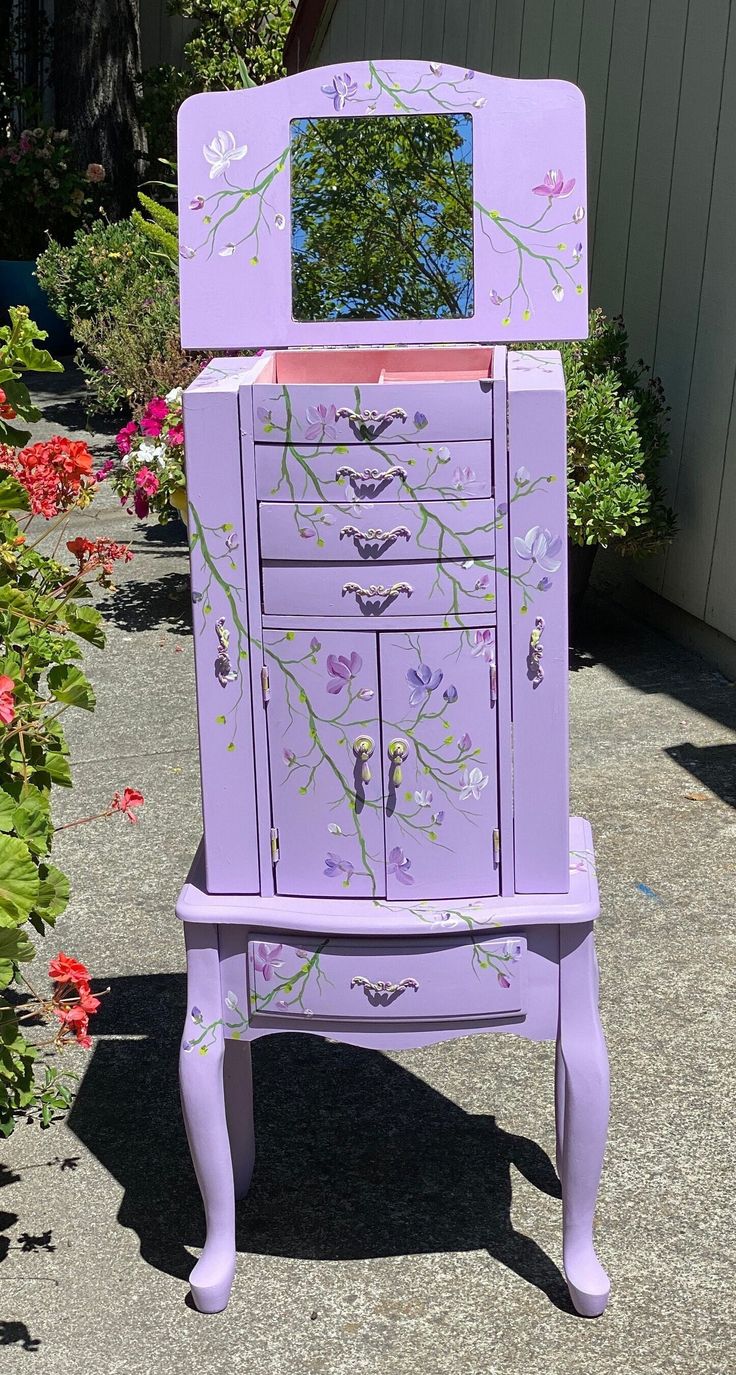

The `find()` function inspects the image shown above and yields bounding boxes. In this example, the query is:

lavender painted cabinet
[175,61,610,1323]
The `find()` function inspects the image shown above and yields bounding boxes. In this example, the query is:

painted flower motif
[310,636,321,652]
[436,445,451,462]
[253,942,284,981]
[413,411,428,429]
[537,576,552,592]
[552,284,565,302]
[464,69,476,80]
[203,129,248,179]
[504,940,524,961]
[326,651,362,694]
[429,62,443,76]
[497,501,508,517]
[356,686,375,700]
[191,1006,203,1023]
[474,574,490,591]
[179,245,195,260]
[497,972,511,989]
[321,72,358,110]
[532,168,576,199]
[471,628,494,661]
[514,466,531,485]
[274,213,286,230]
[283,748,296,765]
[415,789,433,807]
[299,526,316,538]
[458,733,472,753]
[573,241,583,262]
[189,195,205,211]
[218,242,237,258]
[431,811,445,828]
[305,402,337,441]
[460,767,488,800]
[452,466,476,491]
[388,847,414,886]
[327,823,343,835]
[225,990,239,1010]
[472,97,487,108]
[513,525,563,573]
[324,852,355,879]
[490,290,505,307]
[256,406,272,423]
[443,684,458,703]
[573,205,586,223]
[407,662,443,706]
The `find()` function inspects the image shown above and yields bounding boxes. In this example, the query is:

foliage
[131,192,179,265]
[110,390,186,523]
[291,114,474,321]
[37,219,210,417]
[0,311,139,1135]
[524,310,676,554]
[0,306,63,447]
[0,127,101,260]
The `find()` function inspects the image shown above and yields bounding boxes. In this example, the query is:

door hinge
[270,827,280,864]
[489,661,497,707]
[260,665,270,703]
[492,828,500,866]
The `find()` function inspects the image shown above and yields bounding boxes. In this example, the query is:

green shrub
[527,310,676,555]
[36,218,158,324]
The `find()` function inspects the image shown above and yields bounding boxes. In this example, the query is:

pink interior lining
[271,346,495,384]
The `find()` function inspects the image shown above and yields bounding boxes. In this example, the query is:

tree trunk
[53,0,147,218]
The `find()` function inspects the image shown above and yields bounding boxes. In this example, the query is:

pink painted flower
[304,403,337,442]
[0,674,16,726]
[189,195,205,211]
[532,168,575,199]
[326,651,362,694]
[497,972,511,989]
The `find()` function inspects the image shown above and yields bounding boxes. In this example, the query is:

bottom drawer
[247,934,526,1023]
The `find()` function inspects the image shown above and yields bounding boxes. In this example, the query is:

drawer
[254,439,492,503]
[253,379,493,445]
[261,559,497,618]
[247,935,527,1023]
[258,499,496,563]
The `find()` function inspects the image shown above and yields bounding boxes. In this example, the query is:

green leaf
[0,791,15,833]
[47,664,96,711]
[37,863,70,919]
[0,835,39,922]
[0,925,35,962]
[44,752,73,787]
[12,788,52,856]
[0,477,29,512]
[62,603,105,649]
[236,56,256,87]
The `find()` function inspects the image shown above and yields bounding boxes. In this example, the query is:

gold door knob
[387,737,410,787]
[352,734,375,784]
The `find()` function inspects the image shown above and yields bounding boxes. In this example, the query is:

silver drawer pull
[340,524,411,544]
[335,464,407,485]
[342,581,413,600]
[351,976,419,995]
[336,406,407,426]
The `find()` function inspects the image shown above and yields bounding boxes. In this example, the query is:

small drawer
[247,935,527,1023]
[253,379,493,446]
[258,499,496,563]
[254,440,492,503]
[261,559,497,618]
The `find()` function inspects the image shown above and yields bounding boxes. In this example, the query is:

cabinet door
[378,628,499,901]
[263,630,386,898]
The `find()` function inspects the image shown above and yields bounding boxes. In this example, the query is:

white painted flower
[437,445,451,462]
[414,789,433,807]
[552,284,565,302]
[328,823,342,835]
[472,97,487,109]
[218,242,237,257]
[179,245,195,260]
[459,767,489,801]
[573,205,585,223]
[225,990,239,1010]
[430,62,443,76]
[203,130,248,179]
[274,212,286,230]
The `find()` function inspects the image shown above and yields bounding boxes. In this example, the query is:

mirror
[290,113,474,322]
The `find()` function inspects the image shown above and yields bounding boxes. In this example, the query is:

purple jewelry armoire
[175,60,610,1317]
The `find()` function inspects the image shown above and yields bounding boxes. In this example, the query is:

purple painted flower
[305,402,337,441]
[388,847,414,886]
[532,168,576,199]
[356,686,374,700]
[274,213,286,230]
[413,411,428,429]
[256,406,271,423]
[321,72,358,110]
[443,684,458,703]
[431,811,445,827]
[497,501,508,517]
[429,62,443,76]
[458,733,472,753]
[452,465,477,491]
[299,526,317,538]
[189,195,205,211]
[573,241,583,261]
[326,651,362,694]
[191,1006,203,1022]
[474,573,490,591]
[324,852,355,879]
[296,949,308,959]
[537,576,552,592]
[283,747,296,766]
[497,972,511,989]
[182,1040,193,1053]
[414,789,433,807]
[490,290,504,307]
[513,525,563,574]
[504,939,524,961]
[179,245,195,260]
[253,942,284,981]
[471,628,494,661]
[464,69,476,80]
[407,662,443,706]
[310,636,321,652]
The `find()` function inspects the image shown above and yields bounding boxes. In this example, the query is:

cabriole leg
[179,922,236,1313]
[554,1036,566,1177]
[558,921,610,1317]
[224,1038,255,1200]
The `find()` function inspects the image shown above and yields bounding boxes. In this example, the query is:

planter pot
[0,259,74,355]
[568,538,597,634]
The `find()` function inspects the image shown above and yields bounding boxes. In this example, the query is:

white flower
[225,990,239,1010]
[218,242,237,257]
[414,790,433,807]
[430,62,443,76]
[552,284,565,302]
[138,441,166,466]
[203,130,248,179]
[472,97,487,109]
[328,823,342,835]
[274,213,286,230]
[459,767,489,801]
[165,387,183,404]
[573,205,585,223]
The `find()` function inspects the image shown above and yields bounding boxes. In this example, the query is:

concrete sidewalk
[1,369,734,1373]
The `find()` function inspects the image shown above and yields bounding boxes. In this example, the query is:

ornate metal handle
[340,524,411,545]
[335,464,407,486]
[387,737,410,787]
[350,976,419,994]
[336,406,407,426]
[352,733,374,784]
[528,616,545,686]
[342,581,413,601]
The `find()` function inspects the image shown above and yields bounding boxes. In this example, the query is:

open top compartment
[267,346,495,385]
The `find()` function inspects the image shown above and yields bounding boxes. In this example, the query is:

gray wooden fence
[306,0,736,648]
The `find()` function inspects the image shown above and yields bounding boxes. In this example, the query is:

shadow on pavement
[67,972,573,1313]
[100,570,193,635]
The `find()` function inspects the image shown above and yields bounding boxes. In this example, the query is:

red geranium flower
[0,436,95,517]
[0,674,16,726]
[111,787,145,822]
[48,952,90,986]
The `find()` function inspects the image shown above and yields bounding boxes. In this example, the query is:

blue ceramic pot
[0,259,74,355]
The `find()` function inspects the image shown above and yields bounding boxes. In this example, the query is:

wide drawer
[247,934,527,1023]
[253,380,493,445]
[254,440,492,503]
[258,499,497,563]
[261,559,497,618]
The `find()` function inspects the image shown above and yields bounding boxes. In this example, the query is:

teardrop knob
[388,737,410,787]
[352,734,375,784]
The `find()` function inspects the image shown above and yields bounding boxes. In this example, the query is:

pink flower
[0,674,15,726]
[115,420,138,456]
[166,424,184,446]
[532,168,575,199]
[135,467,159,496]
[140,397,168,437]
[86,162,106,183]
[133,490,149,519]
[111,787,145,822]
[95,457,115,483]
[139,414,163,437]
